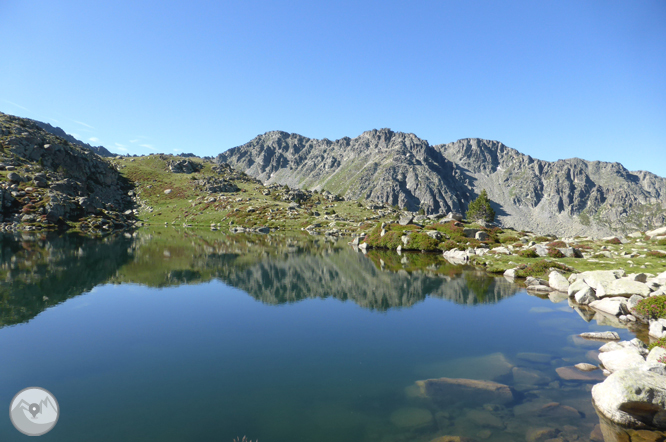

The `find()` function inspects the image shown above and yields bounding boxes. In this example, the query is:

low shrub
[647,251,666,258]
[534,236,551,242]
[632,295,666,320]
[515,260,572,278]
[657,239,666,246]
[547,240,567,248]
[606,237,622,245]
[365,228,402,249]
[405,233,439,251]
[439,240,460,251]
[647,337,665,355]
[500,235,520,244]
[428,221,465,241]
[547,248,565,258]
[518,249,539,258]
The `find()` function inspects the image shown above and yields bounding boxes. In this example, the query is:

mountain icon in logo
[9,387,59,436]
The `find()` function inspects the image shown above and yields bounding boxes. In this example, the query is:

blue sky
[1,1,664,176]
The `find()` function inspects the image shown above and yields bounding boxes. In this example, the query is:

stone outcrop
[591,339,666,430]
[217,129,666,236]
[0,112,134,231]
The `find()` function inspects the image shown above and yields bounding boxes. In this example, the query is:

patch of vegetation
[547,240,567,248]
[606,237,622,245]
[534,236,551,242]
[439,240,460,251]
[518,249,538,258]
[500,235,520,244]
[406,232,440,251]
[515,260,572,278]
[647,337,666,355]
[548,248,565,258]
[646,251,666,258]
[632,295,666,320]
[657,239,666,246]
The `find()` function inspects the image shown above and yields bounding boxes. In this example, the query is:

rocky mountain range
[217,129,666,237]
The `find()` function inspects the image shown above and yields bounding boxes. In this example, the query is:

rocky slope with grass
[0,111,135,233]
[217,129,666,237]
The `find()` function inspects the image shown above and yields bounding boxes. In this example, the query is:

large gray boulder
[581,270,625,291]
[574,286,597,305]
[568,278,591,297]
[597,279,652,298]
[650,319,666,339]
[592,367,666,429]
[647,226,666,239]
[589,297,629,317]
[398,214,414,226]
[646,347,666,365]
[598,347,647,373]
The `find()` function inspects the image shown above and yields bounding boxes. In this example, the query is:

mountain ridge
[217,129,666,236]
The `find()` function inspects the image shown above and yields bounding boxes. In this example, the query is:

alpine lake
[0,229,659,442]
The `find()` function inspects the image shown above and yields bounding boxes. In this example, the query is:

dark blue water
[0,232,643,441]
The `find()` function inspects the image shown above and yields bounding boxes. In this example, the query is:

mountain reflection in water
[0,229,518,328]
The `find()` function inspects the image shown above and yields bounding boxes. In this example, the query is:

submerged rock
[414,377,514,406]
[555,366,605,381]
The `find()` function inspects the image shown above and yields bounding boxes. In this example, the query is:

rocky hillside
[31,120,114,157]
[0,112,135,233]
[217,129,666,237]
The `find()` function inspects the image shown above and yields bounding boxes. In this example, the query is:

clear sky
[1,1,665,176]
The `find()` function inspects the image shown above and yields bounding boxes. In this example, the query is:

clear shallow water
[0,231,652,441]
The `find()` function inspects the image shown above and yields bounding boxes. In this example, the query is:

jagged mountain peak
[218,130,666,236]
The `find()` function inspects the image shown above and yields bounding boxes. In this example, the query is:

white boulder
[592,367,666,429]
[549,271,570,292]
[598,347,647,373]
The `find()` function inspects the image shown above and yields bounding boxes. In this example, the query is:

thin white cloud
[115,143,125,148]
[117,147,128,151]
[74,120,95,129]
[129,139,139,143]
[140,144,156,150]
[173,149,180,152]
[89,137,100,143]
[49,118,60,124]
[71,133,81,139]
[3,100,29,112]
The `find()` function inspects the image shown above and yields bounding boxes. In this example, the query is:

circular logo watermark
[9,387,59,436]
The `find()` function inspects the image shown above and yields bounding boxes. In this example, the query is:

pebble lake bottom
[0,248,659,441]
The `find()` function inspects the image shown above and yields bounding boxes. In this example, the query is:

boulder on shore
[592,367,666,430]
[549,271,570,292]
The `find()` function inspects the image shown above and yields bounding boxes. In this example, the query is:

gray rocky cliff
[217,130,666,237]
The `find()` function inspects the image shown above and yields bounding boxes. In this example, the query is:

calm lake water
[0,230,654,441]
